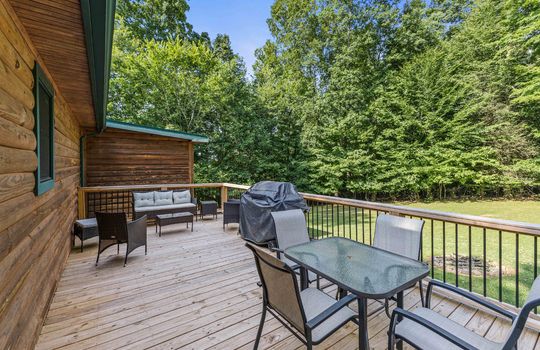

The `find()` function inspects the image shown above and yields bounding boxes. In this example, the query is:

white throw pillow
[133,192,155,208]
[154,191,173,206]
[173,190,191,204]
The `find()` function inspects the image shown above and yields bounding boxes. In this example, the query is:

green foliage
[109,0,540,200]
[116,0,193,41]
[253,0,540,199]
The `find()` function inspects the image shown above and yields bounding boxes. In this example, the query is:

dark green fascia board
[81,0,116,133]
[107,120,209,143]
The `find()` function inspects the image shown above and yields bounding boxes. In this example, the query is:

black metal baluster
[483,228,487,297]
[348,206,352,239]
[431,220,434,279]
[499,230,503,302]
[368,209,372,245]
[309,200,313,237]
[443,221,446,283]
[455,224,459,287]
[361,208,365,243]
[315,202,319,239]
[419,217,423,262]
[535,236,538,313]
[515,233,519,307]
[332,203,334,237]
[468,226,472,292]
[326,204,329,237]
[321,203,324,237]
[342,205,346,237]
[355,207,358,242]
[337,205,340,237]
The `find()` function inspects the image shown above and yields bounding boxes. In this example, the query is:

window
[34,63,55,195]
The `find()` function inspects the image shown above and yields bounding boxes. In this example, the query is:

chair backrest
[245,243,307,334]
[503,275,540,349]
[373,214,424,260]
[271,209,310,250]
[224,201,240,216]
[95,212,129,242]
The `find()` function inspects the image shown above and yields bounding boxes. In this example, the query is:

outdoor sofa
[132,190,197,220]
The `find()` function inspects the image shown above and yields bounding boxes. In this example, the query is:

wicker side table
[200,200,218,220]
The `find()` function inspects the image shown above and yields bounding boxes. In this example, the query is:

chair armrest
[269,246,285,260]
[427,280,515,321]
[191,197,197,205]
[390,308,478,350]
[127,215,147,240]
[306,294,356,329]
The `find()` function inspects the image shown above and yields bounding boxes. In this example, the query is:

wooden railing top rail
[78,183,540,236]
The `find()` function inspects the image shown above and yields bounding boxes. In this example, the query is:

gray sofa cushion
[173,190,191,204]
[134,203,196,213]
[155,191,173,206]
[133,192,155,208]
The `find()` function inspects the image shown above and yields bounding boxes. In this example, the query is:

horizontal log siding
[85,129,193,186]
[0,1,80,349]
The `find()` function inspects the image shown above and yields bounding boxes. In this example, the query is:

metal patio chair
[370,213,425,317]
[95,212,148,267]
[271,209,320,287]
[388,277,540,349]
[246,243,358,350]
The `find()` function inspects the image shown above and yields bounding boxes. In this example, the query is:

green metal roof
[81,0,116,132]
[106,120,209,143]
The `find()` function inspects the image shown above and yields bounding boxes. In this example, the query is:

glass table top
[284,237,429,298]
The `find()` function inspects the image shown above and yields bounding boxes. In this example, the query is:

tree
[116,0,193,41]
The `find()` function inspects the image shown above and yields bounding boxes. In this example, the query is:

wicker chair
[388,277,540,349]
[223,200,240,229]
[246,243,358,349]
[95,212,147,267]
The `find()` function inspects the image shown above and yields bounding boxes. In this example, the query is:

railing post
[78,188,86,219]
[221,184,228,211]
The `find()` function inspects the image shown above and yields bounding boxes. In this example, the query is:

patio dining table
[284,237,429,350]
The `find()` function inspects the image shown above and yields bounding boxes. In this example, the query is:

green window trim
[34,63,55,196]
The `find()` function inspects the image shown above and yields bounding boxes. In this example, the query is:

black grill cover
[239,181,309,245]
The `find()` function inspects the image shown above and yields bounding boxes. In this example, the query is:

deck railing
[78,183,540,313]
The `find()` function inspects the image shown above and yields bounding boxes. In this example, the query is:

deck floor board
[37,216,539,349]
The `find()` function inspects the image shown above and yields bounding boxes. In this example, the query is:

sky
[187,0,274,77]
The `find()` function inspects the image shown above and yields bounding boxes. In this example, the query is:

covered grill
[239,181,309,245]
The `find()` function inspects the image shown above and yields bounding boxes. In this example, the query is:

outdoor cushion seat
[173,190,191,204]
[132,190,197,220]
[395,307,498,350]
[301,288,356,343]
[76,218,98,228]
[155,191,173,205]
[134,203,195,212]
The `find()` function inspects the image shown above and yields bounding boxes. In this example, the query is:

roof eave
[106,120,209,143]
[81,0,116,133]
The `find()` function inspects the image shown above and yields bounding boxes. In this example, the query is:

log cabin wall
[84,128,194,186]
[0,1,81,348]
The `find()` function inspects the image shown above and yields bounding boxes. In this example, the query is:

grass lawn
[305,199,540,307]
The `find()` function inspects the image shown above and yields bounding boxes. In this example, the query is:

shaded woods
[108,0,540,200]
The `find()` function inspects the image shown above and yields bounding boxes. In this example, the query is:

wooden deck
[36,216,540,350]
